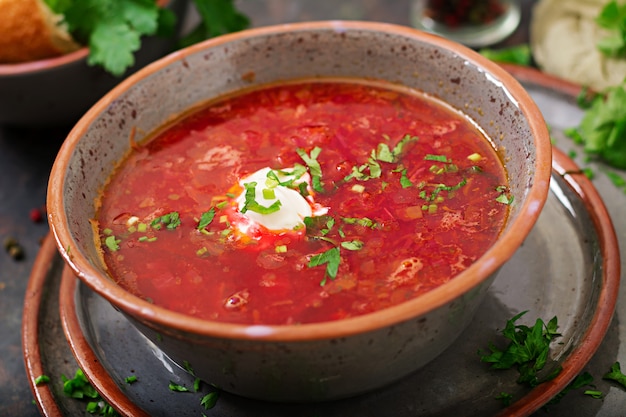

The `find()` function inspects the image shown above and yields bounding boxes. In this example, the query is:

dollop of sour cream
[236,167,324,232]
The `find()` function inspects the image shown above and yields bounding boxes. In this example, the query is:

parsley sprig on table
[479,311,562,387]
[565,85,626,170]
[595,0,626,58]
[43,0,249,76]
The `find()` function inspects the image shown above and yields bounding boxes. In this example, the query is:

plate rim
[22,66,621,416]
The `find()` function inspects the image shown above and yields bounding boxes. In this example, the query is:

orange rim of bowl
[47,21,553,342]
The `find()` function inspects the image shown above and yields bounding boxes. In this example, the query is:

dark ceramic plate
[23,142,619,416]
[24,66,626,416]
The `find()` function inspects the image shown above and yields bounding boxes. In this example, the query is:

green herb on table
[34,375,50,386]
[595,0,626,57]
[603,361,626,389]
[479,44,532,66]
[547,372,600,405]
[564,83,626,170]
[479,311,562,389]
[62,369,120,416]
[125,375,138,384]
[44,0,249,76]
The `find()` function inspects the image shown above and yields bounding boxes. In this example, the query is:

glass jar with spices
[412,0,521,48]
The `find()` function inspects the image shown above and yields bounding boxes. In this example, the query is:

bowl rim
[48,20,553,342]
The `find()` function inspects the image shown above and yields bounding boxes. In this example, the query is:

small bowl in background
[0,0,188,127]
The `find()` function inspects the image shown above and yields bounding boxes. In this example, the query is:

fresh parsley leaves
[595,0,626,57]
[297,147,324,192]
[43,0,249,76]
[308,246,340,285]
[151,211,181,230]
[565,84,626,170]
[479,44,532,65]
[603,361,626,389]
[480,311,561,388]
[61,369,120,416]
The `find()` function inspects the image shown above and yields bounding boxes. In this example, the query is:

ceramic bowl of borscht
[48,21,552,402]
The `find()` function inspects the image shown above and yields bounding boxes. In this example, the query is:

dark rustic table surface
[2,1,625,416]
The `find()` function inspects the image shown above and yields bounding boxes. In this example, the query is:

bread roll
[0,0,81,63]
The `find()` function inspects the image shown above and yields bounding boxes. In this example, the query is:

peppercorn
[4,236,24,260]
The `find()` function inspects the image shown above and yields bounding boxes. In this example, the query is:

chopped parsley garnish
[61,369,120,416]
[45,0,249,76]
[125,375,138,384]
[480,311,561,388]
[479,44,531,65]
[400,169,413,188]
[197,208,216,230]
[595,0,626,57]
[340,240,364,250]
[201,392,219,409]
[495,185,514,205]
[308,246,340,285]
[34,375,50,386]
[168,381,190,392]
[342,217,376,228]
[151,211,181,230]
[565,83,626,169]
[603,361,626,389]
[297,147,324,192]
[240,182,282,214]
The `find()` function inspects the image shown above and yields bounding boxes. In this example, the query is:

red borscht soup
[95,79,510,325]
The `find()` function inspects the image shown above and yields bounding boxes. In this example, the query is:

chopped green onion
[467,153,483,162]
[424,154,449,162]
[105,235,120,251]
[351,184,365,193]
[240,182,282,214]
[125,375,138,384]
[262,188,276,200]
[275,245,287,253]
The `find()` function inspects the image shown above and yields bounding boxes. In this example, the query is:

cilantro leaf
[179,0,250,48]
[570,84,626,169]
[479,44,531,65]
[168,381,190,392]
[201,391,219,409]
[480,311,561,388]
[603,361,626,389]
[308,246,340,284]
[151,211,181,230]
[45,0,248,76]
[297,147,325,192]
[197,208,216,230]
[595,1,626,57]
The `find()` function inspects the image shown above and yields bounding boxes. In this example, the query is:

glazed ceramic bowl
[0,0,187,127]
[48,21,551,402]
